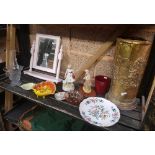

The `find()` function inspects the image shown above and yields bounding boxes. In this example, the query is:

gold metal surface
[107,38,152,110]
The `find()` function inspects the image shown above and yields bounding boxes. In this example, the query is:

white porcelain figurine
[62,64,75,92]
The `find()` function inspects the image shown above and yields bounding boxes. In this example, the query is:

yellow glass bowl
[33,81,56,97]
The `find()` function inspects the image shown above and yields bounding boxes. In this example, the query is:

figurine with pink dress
[62,64,75,92]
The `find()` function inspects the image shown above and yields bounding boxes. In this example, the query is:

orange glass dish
[33,81,56,97]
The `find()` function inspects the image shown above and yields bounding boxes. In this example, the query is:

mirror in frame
[24,34,63,83]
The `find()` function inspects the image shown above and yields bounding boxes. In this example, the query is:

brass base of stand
[106,93,137,110]
[113,102,137,111]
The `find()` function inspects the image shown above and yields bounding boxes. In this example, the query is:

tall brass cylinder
[107,38,151,110]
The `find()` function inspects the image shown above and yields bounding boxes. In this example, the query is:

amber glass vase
[107,38,151,110]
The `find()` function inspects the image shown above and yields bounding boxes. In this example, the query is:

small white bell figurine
[62,64,75,92]
[83,69,92,93]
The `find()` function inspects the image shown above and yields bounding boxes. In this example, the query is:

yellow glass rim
[117,38,151,45]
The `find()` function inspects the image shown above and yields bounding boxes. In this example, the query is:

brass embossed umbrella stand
[107,38,152,110]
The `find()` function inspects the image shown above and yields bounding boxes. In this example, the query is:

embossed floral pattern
[79,97,120,127]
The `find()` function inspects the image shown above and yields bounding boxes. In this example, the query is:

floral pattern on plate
[79,97,120,127]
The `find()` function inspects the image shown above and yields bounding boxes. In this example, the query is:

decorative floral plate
[79,97,120,127]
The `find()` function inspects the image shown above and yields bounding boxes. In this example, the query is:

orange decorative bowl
[33,81,56,97]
